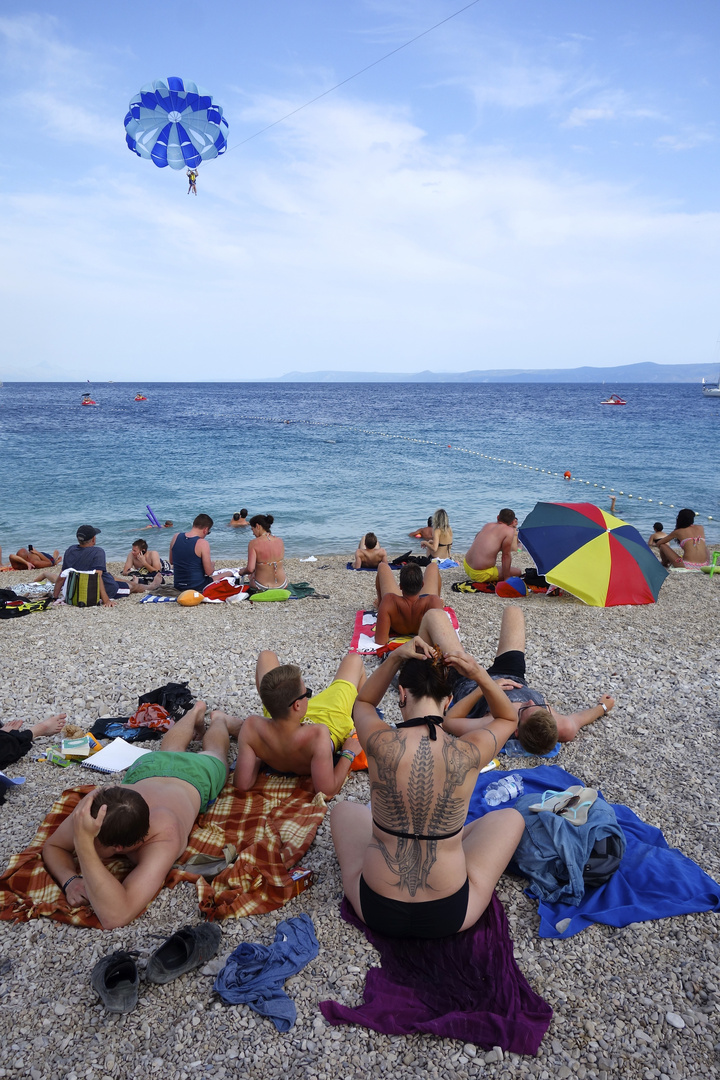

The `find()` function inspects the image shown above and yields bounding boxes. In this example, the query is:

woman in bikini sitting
[656,508,711,569]
[420,508,453,560]
[331,637,524,939]
[239,513,287,592]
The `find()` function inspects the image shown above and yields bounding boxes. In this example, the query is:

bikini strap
[395,715,445,740]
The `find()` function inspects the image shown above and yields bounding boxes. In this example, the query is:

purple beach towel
[319,895,552,1054]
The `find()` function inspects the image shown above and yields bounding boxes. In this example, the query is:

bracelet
[339,750,356,763]
[486,730,498,757]
[599,702,608,715]
[61,875,82,894]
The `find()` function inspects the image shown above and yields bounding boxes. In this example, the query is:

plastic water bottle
[484,774,524,807]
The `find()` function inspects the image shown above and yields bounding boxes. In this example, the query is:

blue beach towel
[499,738,560,759]
[467,764,720,939]
[139,594,177,603]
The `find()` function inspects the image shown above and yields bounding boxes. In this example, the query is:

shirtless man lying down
[374,562,443,646]
[42,704,238,929]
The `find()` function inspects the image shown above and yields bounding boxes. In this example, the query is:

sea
[0,381,717,562]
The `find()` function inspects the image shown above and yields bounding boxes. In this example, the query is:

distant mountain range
[271,362,717,384]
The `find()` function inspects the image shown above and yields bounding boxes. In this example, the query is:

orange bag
[127,702,174,732]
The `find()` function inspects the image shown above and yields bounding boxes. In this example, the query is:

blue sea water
[0,381,717,561]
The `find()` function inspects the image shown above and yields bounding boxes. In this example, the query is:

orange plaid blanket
[0,774,326,928]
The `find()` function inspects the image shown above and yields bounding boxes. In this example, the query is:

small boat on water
[81,393,98,406]
[701,373,720,397]
[600,393,627,405]
[134,393,148,401]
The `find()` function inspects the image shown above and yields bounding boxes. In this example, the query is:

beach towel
[349,607,459,655]
[139,593,177,603]
[467,764,720,939]
[0,774,326,928]
[319,895,552,1054]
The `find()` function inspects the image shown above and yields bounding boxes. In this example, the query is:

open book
[81,739,151,775]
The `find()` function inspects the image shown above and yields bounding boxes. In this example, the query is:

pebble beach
[1,553,719,1080]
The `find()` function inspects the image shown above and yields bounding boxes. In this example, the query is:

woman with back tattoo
[331,635,525,938]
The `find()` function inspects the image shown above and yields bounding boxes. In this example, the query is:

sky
[1,0,719,380]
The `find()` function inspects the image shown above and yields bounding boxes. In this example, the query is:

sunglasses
[290,688,313,706]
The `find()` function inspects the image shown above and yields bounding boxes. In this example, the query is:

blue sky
[1,0,719,380]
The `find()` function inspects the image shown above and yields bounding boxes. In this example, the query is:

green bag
[65,570,102,607]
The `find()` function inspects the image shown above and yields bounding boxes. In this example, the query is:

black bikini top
[395,715,445,741]
[373,715,463,841]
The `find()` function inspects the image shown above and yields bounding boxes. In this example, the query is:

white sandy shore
[1,554,719,1080]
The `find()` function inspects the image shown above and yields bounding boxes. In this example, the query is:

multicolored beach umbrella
[124,77,228,169]
[518,502,668,607]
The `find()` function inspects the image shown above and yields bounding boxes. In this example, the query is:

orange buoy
[564,470,572,480]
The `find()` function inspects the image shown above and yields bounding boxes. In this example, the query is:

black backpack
[583,834,624,888]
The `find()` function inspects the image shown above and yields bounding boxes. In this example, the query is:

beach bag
[127,702,173,732]
[583,834,624,888]
[0,592,51,619]
[64,570,102,607]
[203,577,247,601]
[137,681,194,721]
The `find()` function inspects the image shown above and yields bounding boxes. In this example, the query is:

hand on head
[398,637,436,661]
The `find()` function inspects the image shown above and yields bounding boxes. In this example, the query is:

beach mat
[349,607,459,655]
[467,764,720,939]
[319,895,552,1054]
[0,774,326,927]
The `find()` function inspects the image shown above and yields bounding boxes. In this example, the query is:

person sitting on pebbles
[42,703,240,928]
[213,651,365,799]
[121,538,171,579]
[353,532,389,569]
[1,713,66,771]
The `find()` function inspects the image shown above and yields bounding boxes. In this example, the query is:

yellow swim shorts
[462,558,500,584]
[263,678,357,750]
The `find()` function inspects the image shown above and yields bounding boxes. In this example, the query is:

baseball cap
[76,525,101,542]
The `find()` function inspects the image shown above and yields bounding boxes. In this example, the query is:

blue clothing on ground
[467,764,720,939]
[60,543,120,599]
[172,532,212,591]
[510,791,625,906]
[213,914,319,1030]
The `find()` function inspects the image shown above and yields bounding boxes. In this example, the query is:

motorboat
[81,393,98,406]
[702,373,720,397]
[134,393,148,401]
[600,393,627,405]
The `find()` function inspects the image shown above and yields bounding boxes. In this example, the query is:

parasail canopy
[124,76,228,170]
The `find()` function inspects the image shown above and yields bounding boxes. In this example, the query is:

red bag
[202,577,248,602]
[127,702,174,732]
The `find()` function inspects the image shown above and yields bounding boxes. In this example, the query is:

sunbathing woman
[239,514,287,592]
[656,509,711,569]
[331,637,524,938]
[420,509,453,560]
[8,546,60,571]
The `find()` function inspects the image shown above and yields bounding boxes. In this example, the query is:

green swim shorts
[122,751,227,813]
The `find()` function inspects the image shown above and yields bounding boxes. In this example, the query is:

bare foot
[210,709,244,739]
[188,700,207,740]
[53,550,60,562]
[28,713,67,738]
[1,719,24,732]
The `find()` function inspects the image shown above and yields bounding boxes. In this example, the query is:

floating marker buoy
[564,471,571,480]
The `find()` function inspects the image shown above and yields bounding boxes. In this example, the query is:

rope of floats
[236,414,715,523]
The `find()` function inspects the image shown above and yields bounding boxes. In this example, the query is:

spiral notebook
[81,739,151,774]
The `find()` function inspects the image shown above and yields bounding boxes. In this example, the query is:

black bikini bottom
[358,875,470,939]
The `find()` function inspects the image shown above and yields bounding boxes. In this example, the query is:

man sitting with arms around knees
[42,703,238,928]
[374,561,444,646]
[215,652,365,799]
[436,606,615,753]
[353,532,388,569]
[463,509,523,585]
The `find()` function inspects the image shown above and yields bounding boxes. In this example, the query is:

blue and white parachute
[124,77,228,170]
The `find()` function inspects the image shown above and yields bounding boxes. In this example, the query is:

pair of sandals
[529,785,598,826]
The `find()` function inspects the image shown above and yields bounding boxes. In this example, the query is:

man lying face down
[42,704,239,928]
[213,650,365,800]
